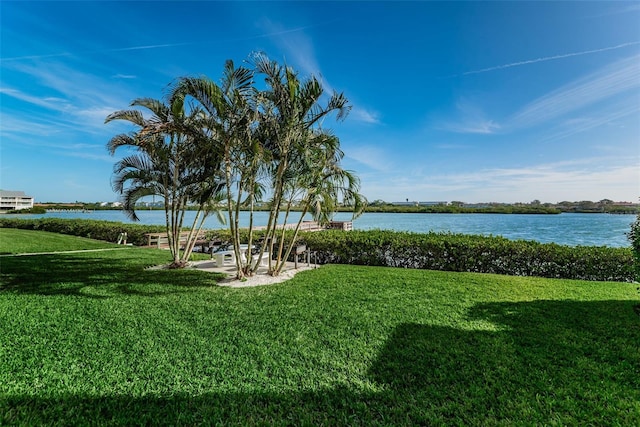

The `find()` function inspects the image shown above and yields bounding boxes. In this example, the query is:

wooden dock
[253,220,352,232]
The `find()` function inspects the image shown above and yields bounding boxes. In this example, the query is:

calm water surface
[13,210,635,247]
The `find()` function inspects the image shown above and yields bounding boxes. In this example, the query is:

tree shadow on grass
[368,299,640,424]
[0,251,225,298]
[2,300,639,425]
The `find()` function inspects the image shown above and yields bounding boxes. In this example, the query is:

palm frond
[106,134,137,155]
[104,109,146,126]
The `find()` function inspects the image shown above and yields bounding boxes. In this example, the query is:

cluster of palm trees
[106,53,366,278]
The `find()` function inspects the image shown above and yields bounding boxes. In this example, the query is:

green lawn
[0,228,121,254]
[1,231,639,425]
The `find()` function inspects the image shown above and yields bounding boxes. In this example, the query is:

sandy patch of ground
[147,260,318,288]
[213,265,315,288]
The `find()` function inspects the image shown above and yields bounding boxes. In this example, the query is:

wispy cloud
[351,107,381,124]
[584,3,640,18]
[537,96,640,142]
[112,74,136,79]
[0,112,65,137]
[0,22,329,63]
[443,119,500,135]
[345,144,393,172]
[2,61,133,134]
[462,41,640,76]
[462,159,639,202]
[434,143,470,150]
[59,150,114,163]
[259,18,380,125]
[362,157,639,203]
[0,87,73,112]
[507,55,640,129]
[258,18,327,83]
[438,99,500,134]
[0,43,192,62]
[0,124,114,162]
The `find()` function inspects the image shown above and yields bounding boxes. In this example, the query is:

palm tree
[251,53,361,275]
[141,55,366,278]
[105,97,224,267]
[169,61,261,278]
[266,128,366,274]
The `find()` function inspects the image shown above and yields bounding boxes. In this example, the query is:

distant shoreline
[21,200,640,216]
[15,207,639,215]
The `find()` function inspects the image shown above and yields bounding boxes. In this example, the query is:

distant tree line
[360,199,639,214]
[36,198,638,215]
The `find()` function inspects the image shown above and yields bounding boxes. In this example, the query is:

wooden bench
[291,244,309,269]
[144,231,209,251]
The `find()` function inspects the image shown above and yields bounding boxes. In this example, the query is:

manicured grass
[1,233,639,425]
[0,228,120,254]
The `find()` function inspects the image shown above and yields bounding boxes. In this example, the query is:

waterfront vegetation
[628,213,640,281]
[33,199,640,215]
[3,206,46,215]
[299,229,634,282]
[1,230,639,425]
[29,196,639,214]
[0,218,634,282]
[105,55,364,277]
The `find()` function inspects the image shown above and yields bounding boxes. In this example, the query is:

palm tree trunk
[181,207,203,263]
[275,202,310,275]
[233,176,247,272]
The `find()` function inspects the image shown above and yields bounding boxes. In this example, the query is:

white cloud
[359,157,639,203]
[507,55,640,129]
[12,62,128,109]
[59,150,114,163]
[538,96,640,142]
[585,3,640,18]
[345,145,393,172]
[444,119,500,135]
[0,111,66,137]
[258,18,324,81]
[0,87,73,112]
[259,18,381,126]
[112,74,136,79]
[434,143,470,150]
[1,61,134,136]
[438,98,500,134]
[351,107,381,124]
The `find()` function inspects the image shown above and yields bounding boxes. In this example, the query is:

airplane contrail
[0,42,196,62]
[462,41,640,75]
[0,22,334,62]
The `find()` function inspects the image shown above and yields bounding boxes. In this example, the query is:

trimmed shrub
[627,213,640,281]
[0,218,232,247]
[298,230,634,282]
[0,217,165,246]
[0,219,633,281]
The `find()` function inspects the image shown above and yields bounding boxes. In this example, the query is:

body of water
[8,210,635,247]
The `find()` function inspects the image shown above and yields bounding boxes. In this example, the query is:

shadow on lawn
[0,251,224,297]
[2,300,639,425]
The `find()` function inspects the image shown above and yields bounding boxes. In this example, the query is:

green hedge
[0,218,232,247]
[297,230,634,282]
[627,213,640,281]
[0,218,168,246]
[0,218,634,282]
[0,217,245,247]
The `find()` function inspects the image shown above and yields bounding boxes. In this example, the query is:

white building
[0,190,34,211]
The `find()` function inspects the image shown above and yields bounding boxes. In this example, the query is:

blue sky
[1,1,639,204]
